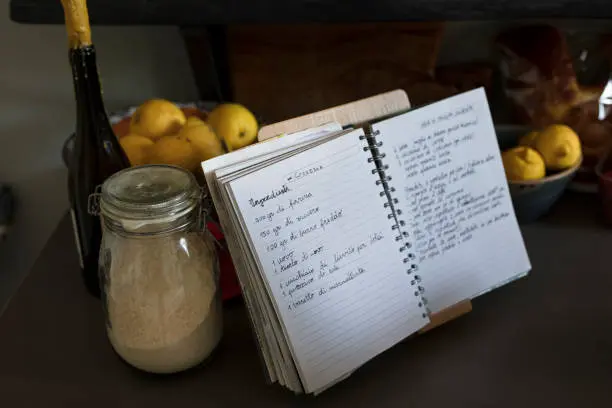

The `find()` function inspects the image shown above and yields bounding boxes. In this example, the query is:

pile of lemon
[120,99,258,172]
[502,124,582,182]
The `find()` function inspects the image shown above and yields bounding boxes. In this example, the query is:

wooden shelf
[10,0,612,25]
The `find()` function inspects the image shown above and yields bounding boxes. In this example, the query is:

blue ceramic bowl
[496,125,582,223]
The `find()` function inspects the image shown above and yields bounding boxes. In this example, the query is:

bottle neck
[70,45,106,118]
[68,44,129,171]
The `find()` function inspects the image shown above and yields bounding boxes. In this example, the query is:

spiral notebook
[202,88,531,395]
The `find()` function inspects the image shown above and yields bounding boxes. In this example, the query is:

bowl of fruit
[114,99,258,171]
[498,124,583,222]
[63,99,259,175]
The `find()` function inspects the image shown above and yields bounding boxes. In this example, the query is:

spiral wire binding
[360,128,428,318]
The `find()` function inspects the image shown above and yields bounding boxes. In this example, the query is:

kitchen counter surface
[1,193,611,406]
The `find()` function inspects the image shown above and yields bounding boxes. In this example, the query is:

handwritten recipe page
[205,126,352,391]
[227,129,429,393]
[215,131,352,390]
[374,88,531,313]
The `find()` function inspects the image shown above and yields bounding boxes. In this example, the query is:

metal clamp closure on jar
[89,165,209,237]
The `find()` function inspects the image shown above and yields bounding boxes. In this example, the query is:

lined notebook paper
[374,88,531,313]
[227,130,429,393]
[201,88,531,395]
[203,124,347,390]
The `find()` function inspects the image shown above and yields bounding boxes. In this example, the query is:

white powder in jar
[104,233,222,374]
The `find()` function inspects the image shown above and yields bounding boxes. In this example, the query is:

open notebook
[202,88,531,394]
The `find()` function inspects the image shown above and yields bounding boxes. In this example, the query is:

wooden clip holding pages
[257,89,411,141]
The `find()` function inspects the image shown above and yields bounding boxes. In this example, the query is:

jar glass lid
[100,165,200,222]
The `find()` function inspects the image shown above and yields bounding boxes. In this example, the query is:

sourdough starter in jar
[97,165,222,373]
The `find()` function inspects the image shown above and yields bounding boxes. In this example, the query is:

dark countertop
[1,193,611,406]
[10,0,612,25]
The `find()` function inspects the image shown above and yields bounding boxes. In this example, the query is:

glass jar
[96,165,222,374]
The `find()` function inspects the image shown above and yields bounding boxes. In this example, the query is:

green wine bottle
[61,0,130,297]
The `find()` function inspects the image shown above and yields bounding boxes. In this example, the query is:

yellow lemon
[518,130,539,147]
[207,103,258,152]
[502,147,546,181]
[184,116,207,129]
[130,99,186,141]
[148,135,199,172]
[179,124,226,162]
[533,124,582,170]
[119,134,154,166]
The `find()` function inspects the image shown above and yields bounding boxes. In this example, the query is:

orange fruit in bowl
[207,104,258,152]
[112,103,209,140]
[148,135,200,172]
[179,123,226,162]
[130,99,186,141]
[533,124,582,170]
[184,116,208,129]
[502,146,546,181]
[119,134,154,166]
